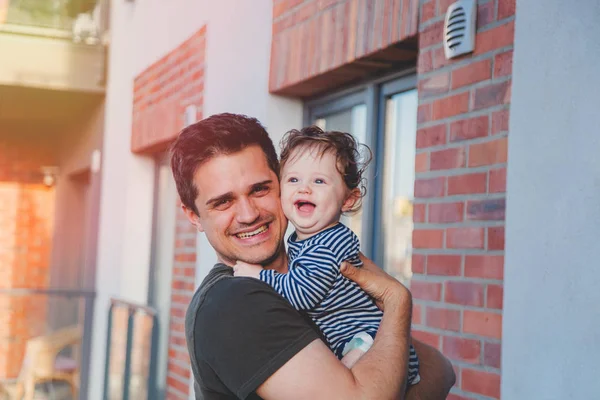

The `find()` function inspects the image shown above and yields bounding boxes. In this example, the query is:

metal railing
[0,287,96,400]
[102,298,159,400]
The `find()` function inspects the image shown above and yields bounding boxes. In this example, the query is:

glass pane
[314,104,367,242]
[149,155,177,397]
[381,89,418,285]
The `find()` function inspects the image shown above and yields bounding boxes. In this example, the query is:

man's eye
[315,179,325,184]
[252,186,269,195]
[288,177,298,183]
[214,200,230,208]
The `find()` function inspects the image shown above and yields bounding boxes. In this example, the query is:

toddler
[234,126,420,383]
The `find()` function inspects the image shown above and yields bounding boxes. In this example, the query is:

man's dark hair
[279,126,372,213]
[170,113,279,215]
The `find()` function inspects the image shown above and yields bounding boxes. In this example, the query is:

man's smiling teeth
[235,225,268,239]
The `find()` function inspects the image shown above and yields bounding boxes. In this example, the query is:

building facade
[2,0,600,399]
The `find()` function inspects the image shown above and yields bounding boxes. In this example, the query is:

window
[148,153,177,397]
[305,71,417,284]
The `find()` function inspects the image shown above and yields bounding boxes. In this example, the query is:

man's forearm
[350,293,413,399]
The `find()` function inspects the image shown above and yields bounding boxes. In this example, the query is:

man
[171,113,455,399]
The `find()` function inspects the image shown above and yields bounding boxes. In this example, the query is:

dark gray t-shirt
[185,263,322,399]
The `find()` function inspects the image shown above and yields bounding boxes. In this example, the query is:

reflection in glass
[382,89,418,285]
[314,104,367,243]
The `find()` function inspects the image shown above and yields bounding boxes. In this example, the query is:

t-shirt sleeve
[193,277,321,399]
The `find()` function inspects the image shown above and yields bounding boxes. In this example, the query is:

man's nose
[236,197,260,224]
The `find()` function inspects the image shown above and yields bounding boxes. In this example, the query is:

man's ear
[342,188,361,213]
[182,204,204,232]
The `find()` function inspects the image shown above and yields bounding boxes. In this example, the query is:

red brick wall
[270,0,419,96]
[412,1,514,399]
[0,136,57,378]
[132,26,206,154]
[166,202,197,400]
[131,26,205,400]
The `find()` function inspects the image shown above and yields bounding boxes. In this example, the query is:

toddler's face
[280,147,354,239]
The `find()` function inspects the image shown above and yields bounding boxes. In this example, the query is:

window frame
[303,68,417,267]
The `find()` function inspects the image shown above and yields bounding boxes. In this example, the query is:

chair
[10,325,82,400]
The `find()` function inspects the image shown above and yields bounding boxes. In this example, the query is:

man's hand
[233,261,263,278]
[340,253,411,311]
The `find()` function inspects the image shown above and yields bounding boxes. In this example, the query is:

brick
[473,80,512,110]
[447,227,485,249]
[498,0,516,19]
[412,330,441,348]
[428,202,464,224]
[445,281,485,307]
[420,0,436,23]
[414,177,446,198]
[411,280,443,301]
[474,21,515,56]
[417,49,434,74]
[447,173,487,195]
[494,50,513,77]
[413,229,444,249]
[432,45,461,70]
[443,336,482,364]
[174,253,196,262]
[415,152,429,173]
[432,92,470,120]
[288,0,304,9]
[167,376,190,395]
[463,310,503,339]
[465,255,504,280]
[420,20,444,48]
[425,306,461,331]
[293,1,318,24]
[317,0,344,11]
[438,0,455,15]
[413,303,423,324]
[466,198,506,221]
[273,1,290,19]
[430,147,466,170]
[487,284,504,309]
[476,0,495,29]
[427,254,462,276]
[484,341,502,368]
[489,168,507,193]
[416,124,447,148]
[450,116,489,142]
[491,109,510,134]
[412,254,426,274]
[419,72,450,97]
[462,368,501,398]
[468,137,508,167]
[413,203,426,223]
[418,103,432,123]
[451,59,492,89]
[488,226,505,250]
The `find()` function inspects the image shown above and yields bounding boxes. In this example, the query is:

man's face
[186,145,288,267]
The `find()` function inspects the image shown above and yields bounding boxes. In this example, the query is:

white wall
[90,0,302,398]
[502,1,600,398]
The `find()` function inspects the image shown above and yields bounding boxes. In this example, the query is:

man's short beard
[257,242,284,267]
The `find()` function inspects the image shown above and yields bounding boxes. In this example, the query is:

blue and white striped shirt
[259,223,420,383]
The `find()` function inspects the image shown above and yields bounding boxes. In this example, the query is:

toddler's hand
[233,261,263,278]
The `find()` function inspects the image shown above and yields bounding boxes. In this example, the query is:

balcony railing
[0,287,96,400]
[0,0,109,41]
[103,299,160,400]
